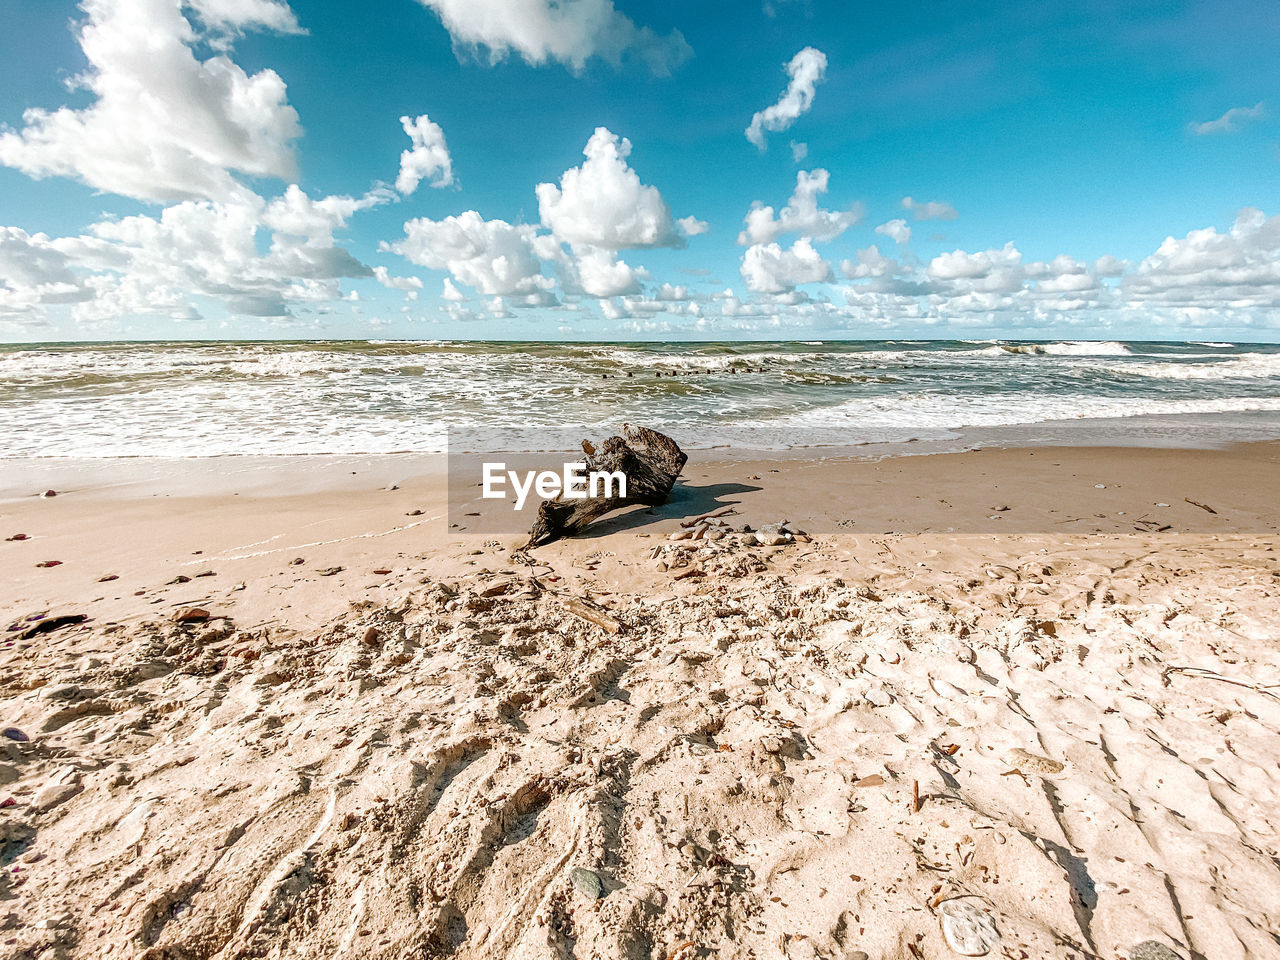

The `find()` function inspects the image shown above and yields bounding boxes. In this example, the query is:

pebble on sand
[936,898,1001,956]
[2,728,29,742]
[1130,942,1183,960]
[570,867,605,900]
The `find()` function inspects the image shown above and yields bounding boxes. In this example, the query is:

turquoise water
[1,339,1279,456]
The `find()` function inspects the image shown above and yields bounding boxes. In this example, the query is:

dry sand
[2,441,1279,960]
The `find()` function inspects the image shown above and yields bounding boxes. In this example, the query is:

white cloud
[874,218,911,245]
[537,127,689,250]
[185,0,303,37]
[902,197,959,221]
[790,140,808,162]
[746,47,827,150]
[840,245,897,280]
[396,114,454,194]
[741,237,831,293]
[928,242,1021,280]
[0,0,302,204]
[1190,102,1265,136]
[1126,207,1280,310]
[738,169,861,245]
[677,215,709,237]
[412,0,691,75]
[373,266,424,299]
[441,277,465,301]
[0,182,388,324]
[388,210,555,297]
[572,248,645,297]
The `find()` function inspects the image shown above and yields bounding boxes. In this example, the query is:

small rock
[35,560,62,568]
[1006,747,1065,776]
[34,913,71,930]
[231,582,246,592]
[570,866,605,900]
[361,626,381,646]
[406,509,423,516]
[4,533,28,541]
[98,574,119,582]
[174,607,211,623]
[1155,502,1170,508]
[40,489,57,498]
[863,686,893,707]
[1130,942,1182,960]
[318,566,344,577]
[937,898,1001,956]
[957,645,977,664]
[2,728,29,742]
[33,778,83,812]
[194,570,216,578]
[1094,483,1106,489]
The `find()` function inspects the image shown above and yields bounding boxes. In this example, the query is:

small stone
[98,574,119,582]
[2,728,28,742]
[4,534,28,541]
[1006,747,1065,776]
[937,898,1001,956]
[863,686,893,707]
[35,560,62,568]
[194,570,216,578]
[318,566,345,576]
[361,626,381,646]
[1094,483,1106,489]
[174,607,210,623]
[1130,942,1182,960]
[34,913,71,930]
[40,489,57,498]
[33,778,83,812]
[571,867,605,900]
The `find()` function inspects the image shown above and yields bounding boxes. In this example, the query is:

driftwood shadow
[571,480,762,540]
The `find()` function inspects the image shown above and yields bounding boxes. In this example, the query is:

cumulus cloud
[0,0,302,204]
[0,182,389,324]
[572,248,645,297]
[738,169,861,245]
[396,115,454,194]
[373,266,424,299]
[413,0,691,75]
[745,47,827,150]
[790,140,808,162]
[388,210,556,297]
[902,196,958,221]
[875,218,911,245]
[928,242,1021,280]
[1190,102,1265,136]
[1126,207,1280,309]
[537,127,692,250]
[741,237,831,294]
[839,245,897,280]
[185,0,303,37]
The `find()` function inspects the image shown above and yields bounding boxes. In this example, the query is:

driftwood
[524,424,687,548]
[562,596,623,634]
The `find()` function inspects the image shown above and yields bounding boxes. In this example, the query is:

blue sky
[1,0,1278,341]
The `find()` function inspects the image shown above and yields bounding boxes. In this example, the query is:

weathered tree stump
[524,424,687,548]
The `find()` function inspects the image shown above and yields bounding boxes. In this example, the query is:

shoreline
[4,409,1280,502]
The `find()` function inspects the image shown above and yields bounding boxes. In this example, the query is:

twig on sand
[561,596,623,634]
[681,506,736,528]
[1163,665,1280,701]
[1184,497,1218,514]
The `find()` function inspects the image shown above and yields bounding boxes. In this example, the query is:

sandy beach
[2,435,1279,959]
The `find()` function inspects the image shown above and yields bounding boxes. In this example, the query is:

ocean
[2,339,1279,457]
